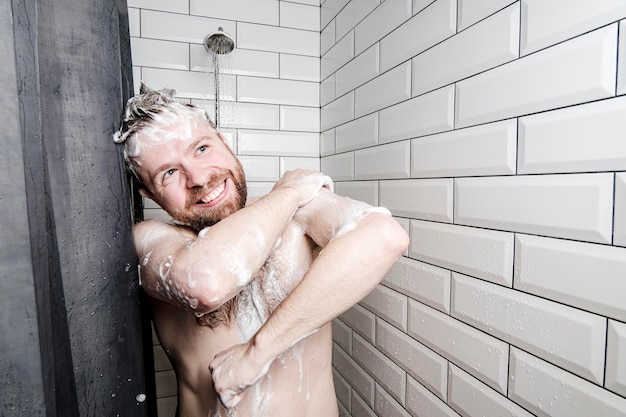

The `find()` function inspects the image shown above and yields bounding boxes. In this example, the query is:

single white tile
[320,128,336,156]
[448,364,535,417]
[412,3,519,97]
[239,156,280,181]
[379,179,453,222]
[515,234,626,321]
[321,152,354,181]
[406,376,459,417]
[246,182,274,198]
[141,10,235,44]
[336,44,379,98]
[321,31,354,80]
[519,97,626,174]
[321,73,336,107]
[408,300,510,394]
[411,119,516,178]
[191,0,278,25]
[321,18,336,56]
[379,85,454,144]
[280,54,320,82]
[191,47,279,78]
[238,22,318,56]
[376,319,448,401]
[332,319,352,353]
[334,181,378,206]
[212,102,279,130]
[279,105,320,132]
[238,76,319,107]
[361,285,408,332]
[133,67,141,95]
[354,0,413,55]
[355,141,410,180]
[238,129,318,156]
[375,383,412,417]
[455,173,615,244]
[335,0,380,40]
[606,320,626,397]
[280,157,320,174]
[383,256,451,314]
[321,92,354,131]
[128,0,188,13]
[321,0,350,30]
[409,220,514,286]
[381,0,456,73]
[457,0,516,30]
[509,348,626,417]
[453,274,607,384]
[356,62,412,117]
[128,8,140,38]
[619,20,626,96]
[340,304,376,344]
[141,67,216,99]
[280,1,320,31]
[521,0,626,55]
[456,24,618,128]
[336,114,378,153]
[130,38,189,70]
[333,345,375,406]
[353,335,406,405]
[615,173,626,247]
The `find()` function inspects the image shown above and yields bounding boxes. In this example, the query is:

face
[132,108,247,230]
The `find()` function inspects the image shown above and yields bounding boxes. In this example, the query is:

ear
[138,185,155,201]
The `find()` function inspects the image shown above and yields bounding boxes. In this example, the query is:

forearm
[250,212,409,364]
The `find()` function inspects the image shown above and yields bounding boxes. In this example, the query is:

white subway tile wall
[129,0,626,415]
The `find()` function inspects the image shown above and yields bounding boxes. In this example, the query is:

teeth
[201,181,226,203]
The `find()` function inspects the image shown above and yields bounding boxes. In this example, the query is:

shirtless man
[113,85,409,417]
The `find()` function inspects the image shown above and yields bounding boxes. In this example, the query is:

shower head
[203,27,235,55]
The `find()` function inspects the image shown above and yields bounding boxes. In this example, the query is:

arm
[135,169,332,313]
[210,188,410,407]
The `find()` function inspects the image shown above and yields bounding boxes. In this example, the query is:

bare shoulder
[133,219,197,256]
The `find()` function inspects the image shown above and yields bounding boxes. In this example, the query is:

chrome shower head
[203,27,235,55]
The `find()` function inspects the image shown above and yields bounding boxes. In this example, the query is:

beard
[170,164,248,231]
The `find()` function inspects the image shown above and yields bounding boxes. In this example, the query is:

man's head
[114,84,247,230]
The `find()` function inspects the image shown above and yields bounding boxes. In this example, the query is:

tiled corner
[321,31,354,81]
[321,92,354,131]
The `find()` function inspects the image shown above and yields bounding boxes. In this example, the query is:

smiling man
[114,85,409,417]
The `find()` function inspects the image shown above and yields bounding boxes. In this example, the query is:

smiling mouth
[198,180,226,204]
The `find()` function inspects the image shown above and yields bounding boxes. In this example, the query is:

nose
[185,164,208,188]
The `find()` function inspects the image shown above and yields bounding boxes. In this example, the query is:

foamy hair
[112,83,218,179]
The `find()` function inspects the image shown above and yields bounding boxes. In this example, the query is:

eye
[163,168,176,180]
[197,144,208,155]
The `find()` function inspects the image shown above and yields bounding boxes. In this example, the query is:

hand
[272,169,333,207]
[209,341,273,409]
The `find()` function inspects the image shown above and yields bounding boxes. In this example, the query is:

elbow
[378,214,410,260]
[189,263,245,313]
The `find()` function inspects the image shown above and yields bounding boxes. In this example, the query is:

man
[114,84,409,417]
